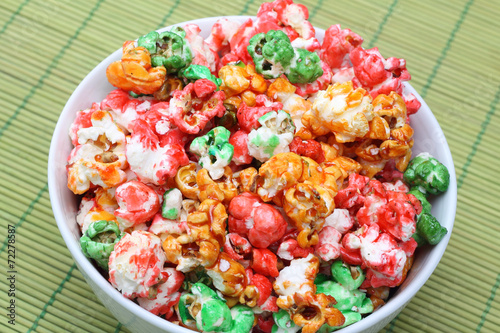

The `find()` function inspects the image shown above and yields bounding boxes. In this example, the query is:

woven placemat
[1,0,499,332]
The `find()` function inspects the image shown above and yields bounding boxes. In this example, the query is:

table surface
[1,0,499,332]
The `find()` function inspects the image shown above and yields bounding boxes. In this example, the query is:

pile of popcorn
[69,1,450,332]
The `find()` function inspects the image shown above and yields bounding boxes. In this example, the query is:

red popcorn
[340,244,363,266]
[289,136,325,163]
[250,273,273,307]
[277,238,314,260]
[343,224,407,288]
[334,173,370,211]
[167,82,226,134]
[69,102,100,146]
[259,295,279,312]
[193,78,217,98]
[356,179,417,242]
[237,95,283,132]
[228,18,258,64]
[315,226,342,262]
[379,191,417,242]
[403,92,421,115]
[375,160,405,182]
[248,203,288,248]
[206,18,241,55]
[101,89,158,131]
[108,230,166,298]
[349,46,416,113]
[137,268,184,318]
[139,104,190,147]
[228,193,287,248]
[228,192,261,235]
[223,233,252,261]
[126,119,189,185]
[323,208,355,234]
[399,237,418,257]
[320,24,363,70]
[229,130,253,165]
[114,180,160,227]
[252,248,280,277]
[256,314,275,333]
[350,47,390,88]
[258,0,315,40]
[184,24,219,73]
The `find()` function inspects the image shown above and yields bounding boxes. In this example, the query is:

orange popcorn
[106,40,166,95]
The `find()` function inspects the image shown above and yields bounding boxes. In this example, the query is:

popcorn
[100,89,156,132]
[67,110,128,194]
[247,110,295,162]
[299,81,374,142]
[320,24,363,70]
[207,252,247,297]
[184,24,219,74]
[126,119,189,185]
[76,187,118,234]
[162,199,227,272]
[167,81,225,134]
[274,253,319,307]
[190,126,234,180]
[228,192,287,248]
[106,41,166,95]
[137,27,192,74]
[343,224,408,288]
[136,268,184,318]
[108,230,166,298]
[114,180,160,228]
[67,2,451,331]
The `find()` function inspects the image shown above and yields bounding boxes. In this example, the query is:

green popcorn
[181,64,222,88]
[408,188,447,246]
[80,220,122,270]
[417,213,448,245]
[190,126,234,180]
[247,29,323,84]
[137,27,192,73]
[224,305,255,333]
[317,311,362,332]
[316,281,373,314]
[178,283,233,332]
[136,31,159,55]
[330,261,365,291]
[286,47,323,84]
[314,273,331,286]
[247,110,295,162]
[272,310,300,333]
[411,231,428,247]
[404,153,450,196]
[408,188,431,246]
[162,188,183,220]
[408,188,432,216]
[247,30,295,79]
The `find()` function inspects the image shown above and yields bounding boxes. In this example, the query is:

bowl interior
[48,16,457,333]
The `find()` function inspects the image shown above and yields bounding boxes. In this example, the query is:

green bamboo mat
[1,0,499,332]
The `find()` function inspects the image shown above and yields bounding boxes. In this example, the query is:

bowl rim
[48,15,457,333]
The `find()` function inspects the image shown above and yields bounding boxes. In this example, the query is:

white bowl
[48,16,457,333]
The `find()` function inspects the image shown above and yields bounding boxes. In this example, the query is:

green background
[1,0,499,332]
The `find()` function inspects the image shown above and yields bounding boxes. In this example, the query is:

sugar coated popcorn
[68,1,451,331]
